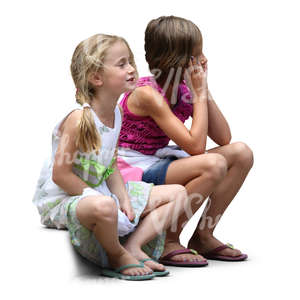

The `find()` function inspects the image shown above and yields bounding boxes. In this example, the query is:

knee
[91,196,117,221]
[173,184,188,200]
[204,154,228,181]
[170,184,189,213]
[163,184,187,205]
[231,142,254,168]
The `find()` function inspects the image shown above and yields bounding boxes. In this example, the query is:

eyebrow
[116,56,128,63]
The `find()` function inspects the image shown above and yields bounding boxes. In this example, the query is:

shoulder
[134,85,158,101]
[64,109,83,126]
[59,109,83,136]
[131,85,167,113]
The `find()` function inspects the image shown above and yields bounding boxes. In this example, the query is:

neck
[91,89,119,120]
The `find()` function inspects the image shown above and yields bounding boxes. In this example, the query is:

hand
[201,59,208,73]
[184,56,208,99]
[120,201,135,222]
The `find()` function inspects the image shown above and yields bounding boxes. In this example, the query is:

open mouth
[127,77,135,82]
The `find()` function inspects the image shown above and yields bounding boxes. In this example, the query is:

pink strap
[160,249,196,261]
[203,244,230,256]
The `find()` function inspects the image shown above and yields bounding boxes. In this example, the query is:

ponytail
[70,33,137,154]
[75,89,101,154]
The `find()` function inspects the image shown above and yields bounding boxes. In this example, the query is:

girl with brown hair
[118,16,253,266]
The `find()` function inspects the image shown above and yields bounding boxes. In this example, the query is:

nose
[128,63,135,74]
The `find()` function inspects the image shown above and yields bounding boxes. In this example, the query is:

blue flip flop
[101,263,155,281]
[139,258,170,277]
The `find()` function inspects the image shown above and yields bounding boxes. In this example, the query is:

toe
[145,261,165,271]
[144,265,153,273]
[157,263,165,271]
[126,269,137,276]
[221,247,243,257]
[124,266,148,276]
[143,266,152,275]
[234,249,242,256]
[196,254,205,262]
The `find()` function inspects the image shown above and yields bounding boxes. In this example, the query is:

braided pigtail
[70,34,127,154]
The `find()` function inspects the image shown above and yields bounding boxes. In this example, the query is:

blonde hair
[70,34,137,153]
[145,16,202,86]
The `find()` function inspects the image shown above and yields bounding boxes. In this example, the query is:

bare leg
[76,195,152,276]
[124,184,188,271]
[162,153,228,262]
[188,142,254,257]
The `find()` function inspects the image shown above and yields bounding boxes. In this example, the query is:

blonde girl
[33,33,190,280]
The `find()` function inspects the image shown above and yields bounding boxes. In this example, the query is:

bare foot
[160,240,206,263]
[188,234,243,257]
[124,244,166,272]
[107,248,153,276]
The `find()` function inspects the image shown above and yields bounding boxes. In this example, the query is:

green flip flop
[139,258,170,277]
[101,263,155,281]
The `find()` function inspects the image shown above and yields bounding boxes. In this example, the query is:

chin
[125,83,137,92]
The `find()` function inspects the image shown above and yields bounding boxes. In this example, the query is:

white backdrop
[1,0,299,299]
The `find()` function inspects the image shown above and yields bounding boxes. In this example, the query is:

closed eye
[117,56,132,68]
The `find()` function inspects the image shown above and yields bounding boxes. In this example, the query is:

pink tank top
[119,76,193,155]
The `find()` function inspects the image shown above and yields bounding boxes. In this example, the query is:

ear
[88,72,103,87]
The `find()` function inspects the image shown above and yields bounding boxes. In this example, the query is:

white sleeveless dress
[32,104,165,267]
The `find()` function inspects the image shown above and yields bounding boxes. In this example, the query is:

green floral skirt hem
[66,181,165,268]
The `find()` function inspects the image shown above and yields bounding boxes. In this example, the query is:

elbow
[220,133,232,145]
[191,147,206,155]
[212,130,232,146]
[52,171,60,185]
[225,136,232,145]
[222,127,232,145]
[52,166,64,185]
[187,141,207,156]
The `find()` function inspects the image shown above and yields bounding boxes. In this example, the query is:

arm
[128,60,208,155]
[105,105,135,221]
[52,110,90,195]
[105,155,135,221]
[207,90,232,145]
[105,148,131,206]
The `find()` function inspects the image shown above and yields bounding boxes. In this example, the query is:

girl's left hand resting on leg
[120,200,135,222]
[105,138,136,221]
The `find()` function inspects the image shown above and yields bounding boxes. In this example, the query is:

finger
[187,57,195,74]
[197,60,204,72]
[184,69,193,86]
[191,56,198,66]
[195,63,205,75]
[122,208,128,217]
[132,212,136,220]
[202,61,208,72]
[192,56,200,73]
[129,212,135,221]
[189,56,193,67]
